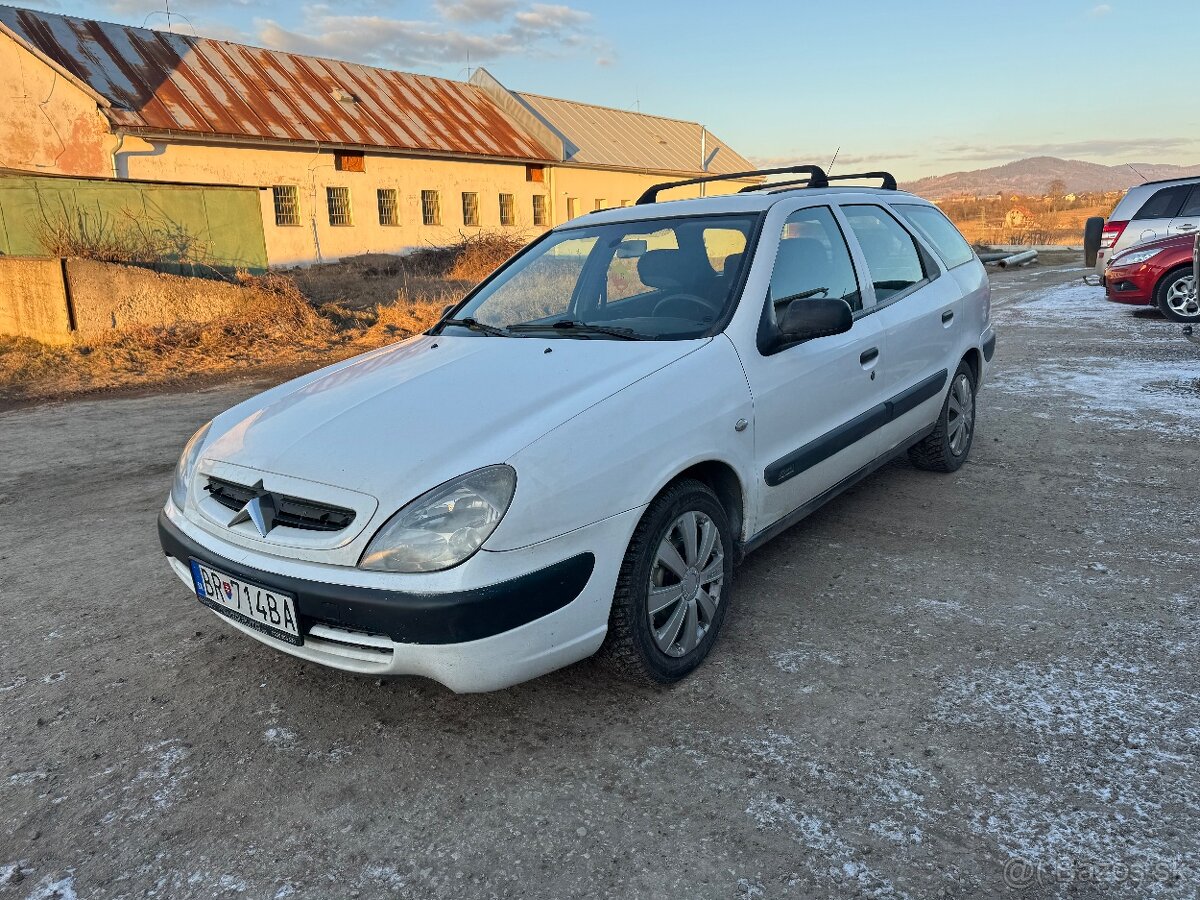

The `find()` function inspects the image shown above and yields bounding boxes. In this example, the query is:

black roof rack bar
[740,177,811,193]
[736,169,898,195]
[827,171,898,190]
[636,164,828,204]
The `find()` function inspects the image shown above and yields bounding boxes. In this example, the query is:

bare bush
[32,200,215,269]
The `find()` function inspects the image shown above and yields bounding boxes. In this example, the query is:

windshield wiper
[508,319,643,340]
[440,317,510,337]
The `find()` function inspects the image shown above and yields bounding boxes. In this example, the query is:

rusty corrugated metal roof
[513,91,756,177]
[0,6,555,162]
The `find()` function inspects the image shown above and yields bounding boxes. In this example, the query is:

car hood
[201,334,705,508]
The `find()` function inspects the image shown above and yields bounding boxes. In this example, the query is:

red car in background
[1105,232,1198,322]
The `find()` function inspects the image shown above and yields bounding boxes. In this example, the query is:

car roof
[567,187,934,229]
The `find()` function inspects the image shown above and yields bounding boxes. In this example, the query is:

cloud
[434,0,518,23]
[1089,3,1112,16]
[750,152,918,170]
[256,2,596,69]
[939,136,1199,162]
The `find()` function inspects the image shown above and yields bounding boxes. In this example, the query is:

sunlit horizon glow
[14,0,1199,180]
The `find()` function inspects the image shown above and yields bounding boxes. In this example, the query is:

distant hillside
[903,156,1200,199]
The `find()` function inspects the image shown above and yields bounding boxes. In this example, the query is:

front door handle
[859,347,879,367]
[941,309,955,324]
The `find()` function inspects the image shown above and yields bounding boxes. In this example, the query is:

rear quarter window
[894,204,976,269]
[1132,185,1190,221]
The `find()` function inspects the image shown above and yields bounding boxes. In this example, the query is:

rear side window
[1178,186,1200,218]
[768,206,861,312]
[1133,185,1190,221]
[894,204,975,269]
[842,205,926,301]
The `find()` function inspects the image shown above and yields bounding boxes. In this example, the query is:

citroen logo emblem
[227,479,278,537]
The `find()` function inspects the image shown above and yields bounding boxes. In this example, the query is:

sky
[21,0,1200,179]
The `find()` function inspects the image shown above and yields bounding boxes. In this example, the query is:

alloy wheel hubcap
[1167,275,1198,318]
[947,373,974,456]
[648,511,724,658]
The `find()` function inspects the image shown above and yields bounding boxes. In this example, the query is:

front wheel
[602,479,734,684]
[908,361,976,473]
[1156,268,1199,322]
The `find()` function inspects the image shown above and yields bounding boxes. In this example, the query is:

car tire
[1155,267,1199,322]
[908,361,976,473]
[602,479,734,684]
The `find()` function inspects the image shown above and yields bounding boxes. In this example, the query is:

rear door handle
[941,309,955,324]
[1178,224,1198,232]
[859,347,879,366]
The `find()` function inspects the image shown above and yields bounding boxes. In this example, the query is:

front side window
[377,188,398,226]
[422,190,441,226]
[326,186,352,226]
[1133,185,1189,221]
[842,205,926,301]
[447,213,758,341]
[894,203,975,269]
[462,192,480,227]
[272,185,299,226]
[767,206,861,317]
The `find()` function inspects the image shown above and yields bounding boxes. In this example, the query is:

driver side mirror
[777,296,853,343]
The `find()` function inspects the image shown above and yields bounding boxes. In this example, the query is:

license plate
[189,559,301,645]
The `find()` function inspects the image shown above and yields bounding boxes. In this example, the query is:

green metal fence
[0,172,268,276]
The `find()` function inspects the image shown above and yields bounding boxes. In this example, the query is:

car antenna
[1126,162,1148,183]
[828,146,840,175]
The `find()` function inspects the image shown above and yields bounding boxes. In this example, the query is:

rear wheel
[1156,267,1199,322]
[602,479,733,684]
[908,361,976,473]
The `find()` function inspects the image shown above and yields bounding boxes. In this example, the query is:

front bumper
[158,505,636,691]
[1104,266,1154,305]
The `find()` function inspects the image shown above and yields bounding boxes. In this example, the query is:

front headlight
[359,465,517,573]
[169,421,211,511]
[1110,247,1162,268]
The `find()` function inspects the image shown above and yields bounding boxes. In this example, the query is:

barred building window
[462,191,480,227]
[326,186,352,226]
[377,189,399,226]
[421,190,441,226]
[498,193,515,227]
[532,194,548,226]
[272,185,300,226]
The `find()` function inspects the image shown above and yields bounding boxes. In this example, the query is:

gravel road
[2,257,1197,899]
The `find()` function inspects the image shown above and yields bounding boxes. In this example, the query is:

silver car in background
[1096,177,1200,275]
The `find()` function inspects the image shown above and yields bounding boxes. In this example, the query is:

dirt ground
[1,254,1197,899]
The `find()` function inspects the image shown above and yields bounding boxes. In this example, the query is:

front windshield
[444,214,758,340]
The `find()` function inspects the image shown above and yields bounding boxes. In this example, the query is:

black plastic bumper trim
[764,368,948,487]
[158,511,594,645]
[982,331,996,362]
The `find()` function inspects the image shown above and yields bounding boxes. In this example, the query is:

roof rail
[738,170,898,194]
[636,164,829,204]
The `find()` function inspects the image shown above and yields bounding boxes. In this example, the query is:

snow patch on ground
[21,873,78,900]
[746,795,908,898]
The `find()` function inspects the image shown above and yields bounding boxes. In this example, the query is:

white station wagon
[159,165,995,692]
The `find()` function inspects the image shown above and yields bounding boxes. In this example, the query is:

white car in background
[159,164,994,692]
[1095,176,1200,274]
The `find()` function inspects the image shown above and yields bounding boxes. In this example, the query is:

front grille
[205,477,356,533]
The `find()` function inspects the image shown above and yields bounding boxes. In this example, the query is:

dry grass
[0,234,522,406]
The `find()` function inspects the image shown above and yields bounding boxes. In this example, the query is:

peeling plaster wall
[0,30,113,177]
